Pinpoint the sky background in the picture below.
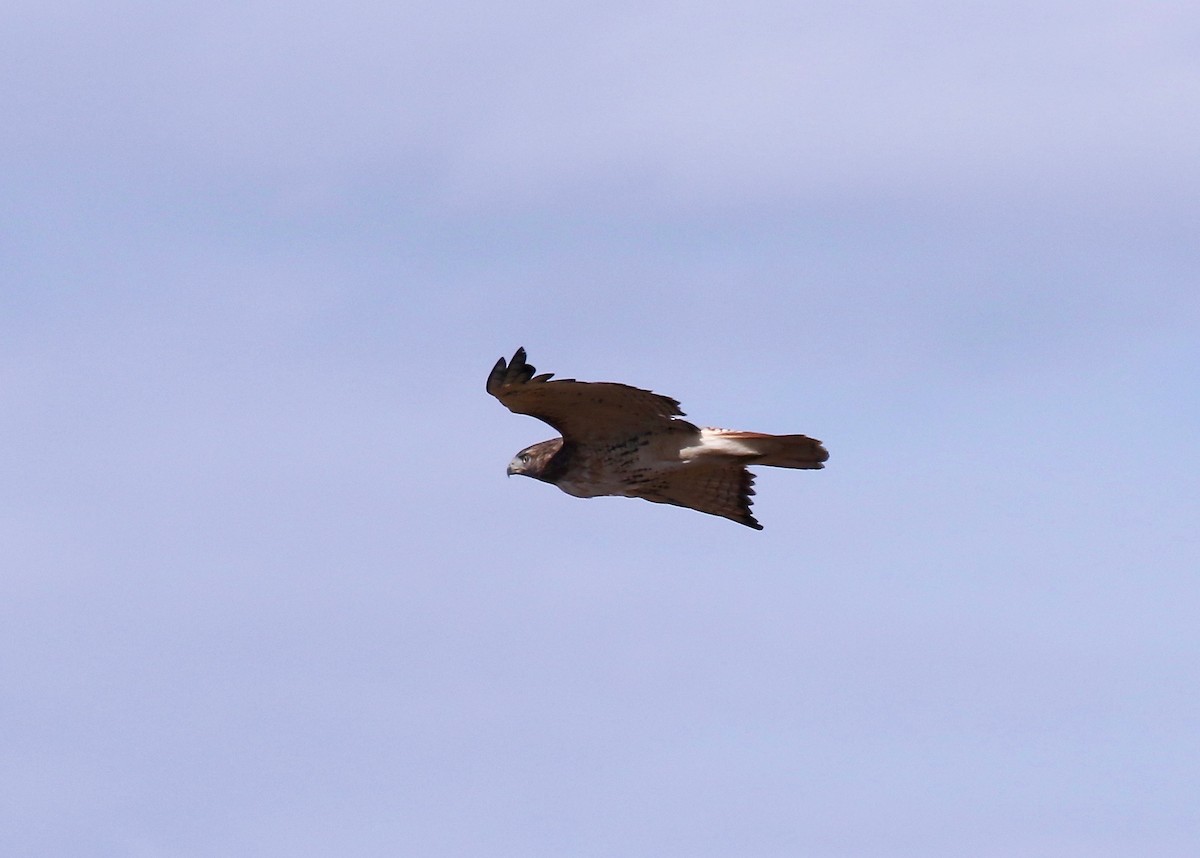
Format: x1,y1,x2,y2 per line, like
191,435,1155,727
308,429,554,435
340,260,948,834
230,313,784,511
3,2,1199,856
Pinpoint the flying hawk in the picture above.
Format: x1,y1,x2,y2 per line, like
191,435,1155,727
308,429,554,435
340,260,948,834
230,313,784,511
487,348,827,530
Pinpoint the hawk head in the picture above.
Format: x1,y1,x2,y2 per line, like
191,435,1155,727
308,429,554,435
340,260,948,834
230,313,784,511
507,438,564,481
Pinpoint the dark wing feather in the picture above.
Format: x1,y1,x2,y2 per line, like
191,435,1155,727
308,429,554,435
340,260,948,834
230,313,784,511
629,461,763,530
487,348,693,443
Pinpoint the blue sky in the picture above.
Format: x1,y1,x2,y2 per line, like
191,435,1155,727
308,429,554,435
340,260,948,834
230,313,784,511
4,2,1199,856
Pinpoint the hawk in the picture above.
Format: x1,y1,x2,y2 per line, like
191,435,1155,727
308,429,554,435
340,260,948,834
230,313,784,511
487,348,827,530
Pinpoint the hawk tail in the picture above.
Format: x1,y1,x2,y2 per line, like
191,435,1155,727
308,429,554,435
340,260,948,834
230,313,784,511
702,429,828,470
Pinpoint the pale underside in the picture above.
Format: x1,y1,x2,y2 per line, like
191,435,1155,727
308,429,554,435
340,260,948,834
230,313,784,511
554,427,771,498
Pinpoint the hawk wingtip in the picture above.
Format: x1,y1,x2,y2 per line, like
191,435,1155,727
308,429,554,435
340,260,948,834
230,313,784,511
493,346,528,371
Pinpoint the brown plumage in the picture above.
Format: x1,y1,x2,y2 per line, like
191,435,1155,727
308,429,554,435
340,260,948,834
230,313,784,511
487,348,827,530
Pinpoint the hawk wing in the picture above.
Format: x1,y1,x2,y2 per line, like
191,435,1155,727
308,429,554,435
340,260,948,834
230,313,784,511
629,460,763,530
487,348,696,443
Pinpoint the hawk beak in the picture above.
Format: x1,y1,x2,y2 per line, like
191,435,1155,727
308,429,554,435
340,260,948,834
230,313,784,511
506,464,516,477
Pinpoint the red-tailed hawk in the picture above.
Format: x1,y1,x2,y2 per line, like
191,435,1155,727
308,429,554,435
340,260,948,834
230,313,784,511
487,348,827,530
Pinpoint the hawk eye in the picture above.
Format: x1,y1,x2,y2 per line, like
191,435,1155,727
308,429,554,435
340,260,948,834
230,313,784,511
520,453,531,463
